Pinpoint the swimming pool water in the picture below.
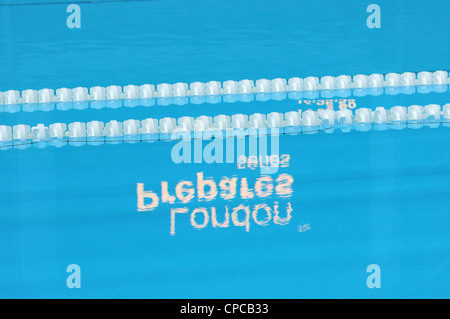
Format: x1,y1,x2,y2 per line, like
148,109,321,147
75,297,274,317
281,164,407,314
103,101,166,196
0,0,449,298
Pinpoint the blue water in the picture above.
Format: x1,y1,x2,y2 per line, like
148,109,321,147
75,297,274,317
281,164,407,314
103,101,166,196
0,0,449,298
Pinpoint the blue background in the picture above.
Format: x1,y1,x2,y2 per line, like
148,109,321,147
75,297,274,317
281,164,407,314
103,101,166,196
0,0,449,298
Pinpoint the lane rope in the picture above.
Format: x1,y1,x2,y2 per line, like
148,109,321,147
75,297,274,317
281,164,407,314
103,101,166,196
1,71,448,112
1,103,449,150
